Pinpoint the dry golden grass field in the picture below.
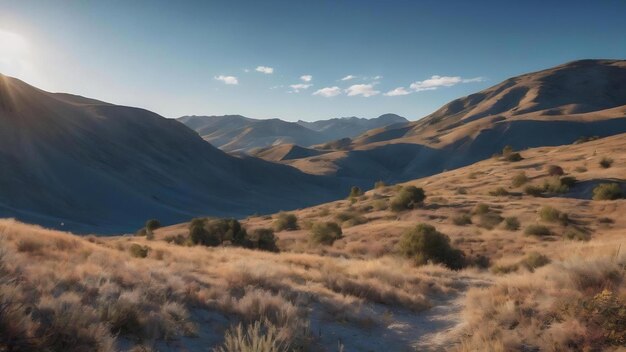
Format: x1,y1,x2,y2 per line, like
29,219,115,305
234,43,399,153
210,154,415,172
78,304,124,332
1,134,625,351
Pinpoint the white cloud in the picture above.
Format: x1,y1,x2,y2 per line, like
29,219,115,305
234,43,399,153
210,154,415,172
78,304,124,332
313,86,342,97
384,87,411,96
341,75,356,81
289,83,312,93
300,75,312,82
346,84,380,97
372,75,383,80
255,66,274,74
408,75,484,92
214,75,239,85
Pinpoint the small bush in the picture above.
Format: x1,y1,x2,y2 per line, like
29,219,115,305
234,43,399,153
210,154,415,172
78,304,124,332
390,186,426,212
129,244,150,258
189,218,249,247
478,213,504,229
374,180,386,189
505,152,523,162
575,166,588,173
348,186,363,199
539,206,569,225
309,222,342,245
511,172,529,187
599,157,614,169
334,211,367,227
560,176,577,188
542,176,570,194
547,165,564,176
564,228,590,241
491,263,519,274
249,228,279,252
472,203,490,215
504,217,520,231
488,187,509,197
456,187,468,195
524,224,552,237
145,219,161,231
372,199,388,211
520,252,550,272
164,234,188,245
273,212,298,231
398,224,465,269
135,228,148,237
452,214,472,226
524,185,544,197
593,183,623,200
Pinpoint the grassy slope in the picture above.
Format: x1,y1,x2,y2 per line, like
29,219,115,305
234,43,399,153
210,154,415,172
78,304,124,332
1,134,625,351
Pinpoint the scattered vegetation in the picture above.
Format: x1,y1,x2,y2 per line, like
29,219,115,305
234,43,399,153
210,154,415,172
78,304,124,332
524,224,552,237
599,157,614,168
472,203,490,215
452,214,472,226
519,252,550,272
348,186,363,199
274,212,299,231
334,211,367,227
488,187,509,197
511,172,529,187
547,164,564,176
214,320,289,352
129,243,150,258
592,183,623,200
503,217,520,231
564,227,590,241
398,224,465,270
374,180,386,189
390,186,426,212
309,222,343,245
538,205,569,225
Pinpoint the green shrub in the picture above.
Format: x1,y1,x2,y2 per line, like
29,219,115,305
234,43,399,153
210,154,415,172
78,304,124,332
249,228,279,252
524,224,552,237
511,172,529,187
309,222,342,245
273,212,298,231
477,213,504,229
505,152,523,162
488,187,509,197
452,214,472,226
129,244,150,258
502,145,514,157
145,219,161,231
599,157,614,169
374,180,386,189
560,176,577,188
520,252,550,272
189,218,249,247
491,263,519,274
472,203,490,215
564,228,590,241
542,176,571,194
539,206,569,225
164,234,188,245
547,165,564,176
334,211,367,227
390,186,426,212
135,227,148,237
504,217,520,231
348,186,363,199
398,224,465,269
524,185,544,197
592,183,623,200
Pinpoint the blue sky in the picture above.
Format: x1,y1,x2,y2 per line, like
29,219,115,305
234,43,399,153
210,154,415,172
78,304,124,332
1,0,625,121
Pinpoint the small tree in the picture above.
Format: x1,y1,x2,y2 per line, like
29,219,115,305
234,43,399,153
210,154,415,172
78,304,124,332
390,186,426,212
273,212,298,231
145,219,161,231
250,228,279,252
309,222,342,245
398,224,464,269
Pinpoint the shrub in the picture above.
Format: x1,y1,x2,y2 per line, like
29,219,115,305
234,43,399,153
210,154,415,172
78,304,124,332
520,252,550,272
273,212,298,231
575,166,587,173
539,206,569,225
599,157,614,169
488,187,509,196
374,180,386,189
390,186,426,212
524,185,544,197
505,152,523,162
348,186,363,199
398,224,464,269
214,320,288,352
564,228,590,241
504,217,520,231
129,244,150,258
145,219,161,231
547,165,564,176
334,211,367,227
135,228,148,237
164,234,188,245
511,172,529,187
456,187,468,195
309,222,342,245
452,214,472,226
189,218,249,247
524,224,552,236
542,176,570,194
250,228,279,252
593,183,623,200
502,145,514,157
472,203,490,215
372,199,388,211
477,213,504,230
560,176,577,188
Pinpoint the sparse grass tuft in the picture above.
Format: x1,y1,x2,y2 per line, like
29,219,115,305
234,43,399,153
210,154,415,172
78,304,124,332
524,224,552,237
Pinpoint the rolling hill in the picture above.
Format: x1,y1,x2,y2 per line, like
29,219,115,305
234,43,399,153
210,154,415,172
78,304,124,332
276,60,626,184
0,74,347,233
178,113,408,153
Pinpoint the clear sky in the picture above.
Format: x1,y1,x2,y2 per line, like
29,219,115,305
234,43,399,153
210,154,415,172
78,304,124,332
1,0,625,121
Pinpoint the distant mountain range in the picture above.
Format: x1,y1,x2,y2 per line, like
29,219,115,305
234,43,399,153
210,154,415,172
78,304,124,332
178,113,408,153
1,59,625,233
